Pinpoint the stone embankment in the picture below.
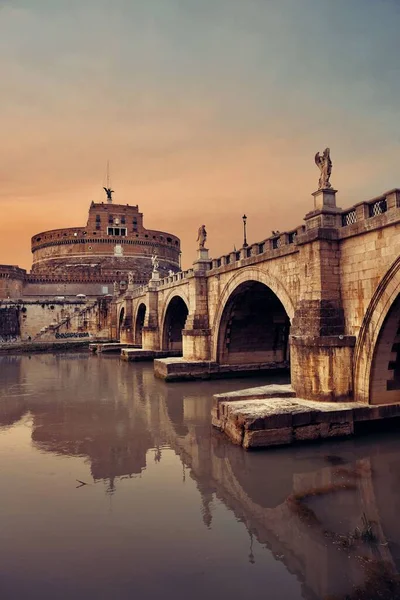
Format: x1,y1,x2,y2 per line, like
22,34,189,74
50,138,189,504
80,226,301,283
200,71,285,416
212,385,400,449
0,340,98,354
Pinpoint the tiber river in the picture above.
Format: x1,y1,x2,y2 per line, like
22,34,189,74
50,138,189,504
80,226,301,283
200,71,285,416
1,353,400,600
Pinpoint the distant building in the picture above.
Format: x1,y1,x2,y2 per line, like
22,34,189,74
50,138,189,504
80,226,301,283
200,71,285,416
1,198,181,298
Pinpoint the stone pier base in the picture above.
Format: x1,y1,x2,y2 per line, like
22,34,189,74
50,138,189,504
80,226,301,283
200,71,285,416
121,349,181,362
154,358,289,381
89,342,139,354
212,385,400,449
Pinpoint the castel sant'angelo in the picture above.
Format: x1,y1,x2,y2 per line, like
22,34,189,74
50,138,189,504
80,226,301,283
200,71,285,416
0,188,181,299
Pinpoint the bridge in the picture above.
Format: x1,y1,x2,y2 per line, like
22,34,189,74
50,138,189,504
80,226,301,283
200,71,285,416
113,184,400,406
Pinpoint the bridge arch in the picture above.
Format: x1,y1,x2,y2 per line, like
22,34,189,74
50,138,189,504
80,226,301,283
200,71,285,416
212,267,295,365
134,302,146,346
354,255,400,404
117,306,125,339
160,291,189,352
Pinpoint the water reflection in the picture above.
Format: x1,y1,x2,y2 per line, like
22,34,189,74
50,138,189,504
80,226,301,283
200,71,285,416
1,354,400,599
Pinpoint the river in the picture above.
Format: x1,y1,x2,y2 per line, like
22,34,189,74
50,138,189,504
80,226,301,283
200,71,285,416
0,353,399,600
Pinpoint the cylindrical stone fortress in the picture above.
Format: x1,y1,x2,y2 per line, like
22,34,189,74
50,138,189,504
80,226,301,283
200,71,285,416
29,201,181,293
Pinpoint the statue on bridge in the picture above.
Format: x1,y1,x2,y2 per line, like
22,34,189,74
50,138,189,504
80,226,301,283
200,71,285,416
197,225,207,249
151,252,159,272
128,271,134,285
314,148,332,190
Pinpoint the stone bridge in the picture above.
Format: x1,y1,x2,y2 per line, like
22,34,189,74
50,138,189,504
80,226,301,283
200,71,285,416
113,186,400,405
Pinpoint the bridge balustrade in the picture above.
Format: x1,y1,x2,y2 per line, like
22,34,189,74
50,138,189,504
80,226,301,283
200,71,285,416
342,209,357,227
340,191,400,228
369,197,387,217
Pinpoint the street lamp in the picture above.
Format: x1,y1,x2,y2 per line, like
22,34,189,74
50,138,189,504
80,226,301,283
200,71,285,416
242,214,248,248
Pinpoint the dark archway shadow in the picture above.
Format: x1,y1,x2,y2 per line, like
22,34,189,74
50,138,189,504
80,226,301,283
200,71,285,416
369,292,400,404
118,307,125,340
162,296,189,352
216,281,290,366
134,303,146,347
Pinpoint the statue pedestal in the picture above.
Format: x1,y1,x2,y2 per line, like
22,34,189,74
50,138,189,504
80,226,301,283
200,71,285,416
197,247,209,261
304,188,342,230
193,248,211,273
148,271,160,289
312,188,338,210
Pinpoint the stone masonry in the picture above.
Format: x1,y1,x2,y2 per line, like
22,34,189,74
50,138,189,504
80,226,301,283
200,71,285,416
114,185,400,406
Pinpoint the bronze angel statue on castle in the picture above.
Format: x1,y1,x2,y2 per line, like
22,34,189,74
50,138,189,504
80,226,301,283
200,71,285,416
314,148,332,190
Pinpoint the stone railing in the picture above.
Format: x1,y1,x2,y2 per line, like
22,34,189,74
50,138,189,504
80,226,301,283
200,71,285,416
128,267,196,298
341,189,400,228
157,268,194,287
122,188,400,292
209,226,305,271
130,284,148,298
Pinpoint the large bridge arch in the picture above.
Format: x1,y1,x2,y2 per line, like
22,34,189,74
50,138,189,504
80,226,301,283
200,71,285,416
354,255,400,404
211,267,295,365
160,291,190,352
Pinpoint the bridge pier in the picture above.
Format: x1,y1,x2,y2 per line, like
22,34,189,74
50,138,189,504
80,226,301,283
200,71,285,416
290,335,355,402
142,326,160,351
182,250,212,361
289,188,356,402
182,329,211,361
142,285,161,350
119,297,134,344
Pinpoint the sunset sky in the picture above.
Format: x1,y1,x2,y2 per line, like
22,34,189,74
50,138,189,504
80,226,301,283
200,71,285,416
1,0,400,270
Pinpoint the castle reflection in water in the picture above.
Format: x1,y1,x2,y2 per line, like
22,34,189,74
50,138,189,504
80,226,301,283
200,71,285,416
1,353,400,600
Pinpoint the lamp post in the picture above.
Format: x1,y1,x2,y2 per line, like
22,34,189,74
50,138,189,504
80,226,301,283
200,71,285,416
242,214,248,248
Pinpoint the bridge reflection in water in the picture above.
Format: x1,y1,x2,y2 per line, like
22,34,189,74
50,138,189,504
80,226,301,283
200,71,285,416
0,354,400,600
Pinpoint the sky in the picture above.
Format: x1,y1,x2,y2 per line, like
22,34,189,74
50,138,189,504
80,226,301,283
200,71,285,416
1,0,400,270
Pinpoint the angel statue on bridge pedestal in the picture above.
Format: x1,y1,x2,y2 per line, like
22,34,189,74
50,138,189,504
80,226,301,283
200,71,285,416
197,225,207,249
128,271,134,285
314,148,332,190
151,252,159,272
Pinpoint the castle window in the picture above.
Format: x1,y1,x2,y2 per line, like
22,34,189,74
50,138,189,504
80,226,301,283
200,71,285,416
167,237,172,243
121,216,126,224
108,227,127,236
108,215,113,224
96,215,101,222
